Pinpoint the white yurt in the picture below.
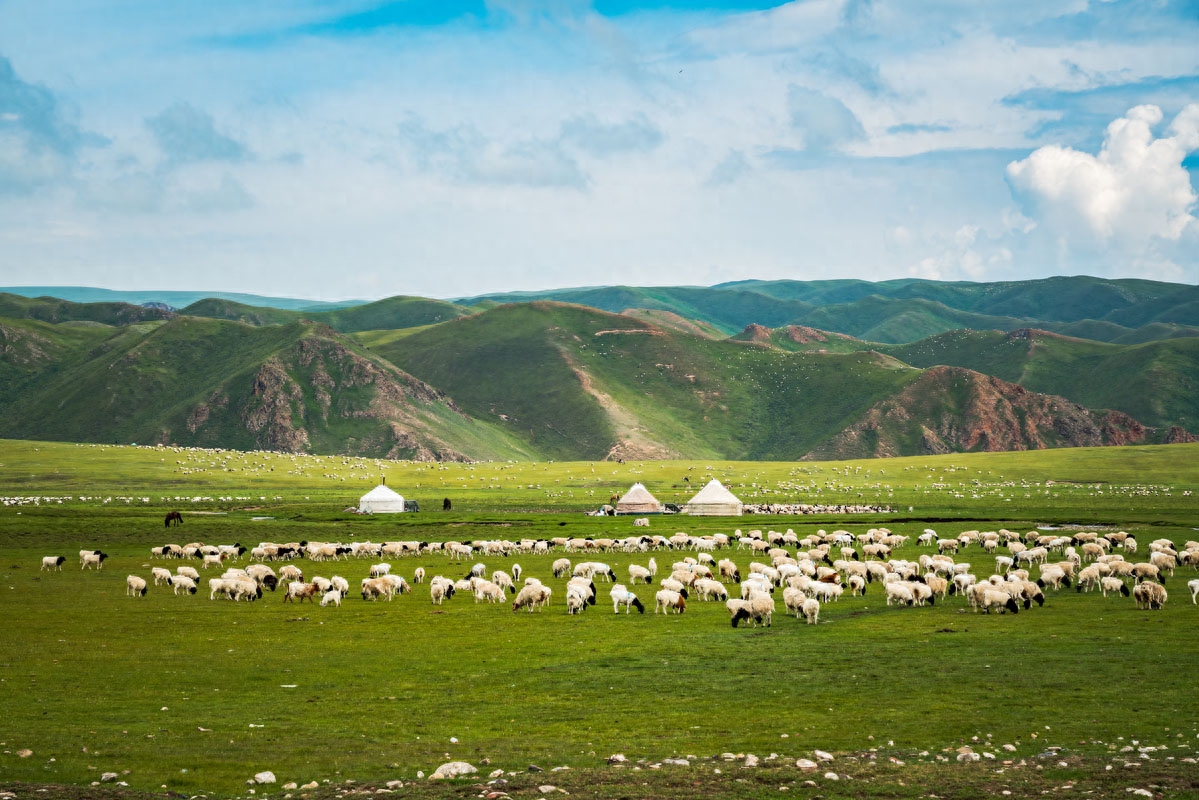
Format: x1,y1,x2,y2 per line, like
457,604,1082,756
358,482,405,514
683,479,743,516
615,482,664,514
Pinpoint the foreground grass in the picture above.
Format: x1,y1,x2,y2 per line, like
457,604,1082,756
1,440,1197,797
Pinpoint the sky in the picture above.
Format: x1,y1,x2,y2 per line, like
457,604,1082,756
0,0,1197,301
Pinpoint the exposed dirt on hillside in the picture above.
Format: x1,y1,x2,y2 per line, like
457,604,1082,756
804,365,1164,460
0,323,52,364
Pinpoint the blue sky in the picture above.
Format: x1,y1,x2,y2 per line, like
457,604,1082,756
0,0,1197,299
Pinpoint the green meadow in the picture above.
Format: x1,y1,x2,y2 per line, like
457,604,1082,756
1,439,1197,799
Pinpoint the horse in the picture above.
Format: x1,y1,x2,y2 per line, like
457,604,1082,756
164,511,183,527
443,497,452,511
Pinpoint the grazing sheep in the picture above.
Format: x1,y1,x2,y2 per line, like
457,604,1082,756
41,556,65,571
567,577,598,606
660,577,690,598
361,577,394,601
802,597,820,625
1131,563,1165,584
847,574,866,596
1101,577,1131,597
609,584,645,614
884,583,915,607
783,587,806,618
474,580,505,604
169,575,197,595
981,589,1021,614
552,558,572,578
726,594,772,627
718,559,741,583
126,575,148,597
565,588,586,614
693,578,729,601
633,518,649,527
80,551,108,570
1133,581,1167,610
151,566,173,586
628,564,653,584
320,589,343,607
1149,551,1177,576
655,589,687,614
311,576,332,594
512,583,550,612
369,563,391,578
279,565,303,584
284,581,318,603
380,574,410,596
511,563,522,583
202,553,224,569
411,566,426,584
430,576,456,605
330,575,349,594
1188,578,1199,604
1037,564,1071,590
176,565,200,583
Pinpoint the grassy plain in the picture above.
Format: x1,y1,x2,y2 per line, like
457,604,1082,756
0,439,1197,798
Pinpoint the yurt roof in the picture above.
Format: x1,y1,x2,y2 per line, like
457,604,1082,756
685,479,742,505
360,484,403,502
617,482,659,505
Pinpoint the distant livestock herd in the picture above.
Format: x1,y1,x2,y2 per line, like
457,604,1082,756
44,526,1199,625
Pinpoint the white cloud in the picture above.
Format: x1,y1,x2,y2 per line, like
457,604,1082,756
1006,104,1199,244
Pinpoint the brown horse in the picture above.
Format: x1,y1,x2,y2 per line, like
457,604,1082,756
442,497,452,511
164,511,183,527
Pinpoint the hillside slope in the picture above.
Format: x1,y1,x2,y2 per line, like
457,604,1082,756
804,366,1189,460
182,295,473,333
0,317,529,461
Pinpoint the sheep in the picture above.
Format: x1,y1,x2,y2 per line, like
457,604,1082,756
884,583,915,607
319,588,342,607
279,564,303,584
655,589,686,614
567,577,597,606
609,584,645,614
718,559,741,583
369,563,391,578
470,562,488,578
512,583,550,612
565,588,586,614
284,581,318,603
510,563,522,583
693,578,729,601
1101,577,1131,597
201,553,224,570
660,577,690,598
1149,551,1177,576
430,576,456,605
1133,581,1167,610
633,518,649,527
361,577,394,601
923,574,949,599
981,589,1021,614
309,575,332,594
552,558,572,578
80,551,108,570
847,574,866,596
150,566,172,586
41,556,65,571
412,566,426,584
1037,564,1071,590
802,597,820,625
330,575,349,595
628,564,653,584
474,580,505,604
126,575,148,597
169,575,197,595
491,570,515,594
783,586,806,618
176,565,201,583
726,594,772,627
1131,563,1164,584
1189,578,1199,605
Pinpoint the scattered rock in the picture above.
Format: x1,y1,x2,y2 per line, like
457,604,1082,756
824,771,840,781
490,769,505,778
1128,790,1153,797
385,780,403,789
430,761,477,780
721,752,738,761
744,755,760,768
528,764,543,773
100,772,118,782
796,758,818,771
662,758,690,767
301,781,319,790
251,771,276,785
814,750,834,762
1003,744,1017,752
983,752,996,760
16,750,32,758
607,754,627,765
537,785,557,793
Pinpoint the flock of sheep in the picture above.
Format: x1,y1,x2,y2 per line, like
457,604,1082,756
44,525,1199,625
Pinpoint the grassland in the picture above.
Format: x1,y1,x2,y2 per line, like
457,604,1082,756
1,440,1198,799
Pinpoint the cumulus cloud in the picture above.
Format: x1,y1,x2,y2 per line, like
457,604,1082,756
0,55,102,194
786,84,864,152
558,112,663,156
145,102,249,164
1006,104,1199,244
399,115,588,189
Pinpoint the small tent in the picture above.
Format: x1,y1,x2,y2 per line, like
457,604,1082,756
683,479,743,516
359,483,405,514
615,482,663,514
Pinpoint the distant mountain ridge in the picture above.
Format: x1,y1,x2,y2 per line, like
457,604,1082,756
1,277,1196,461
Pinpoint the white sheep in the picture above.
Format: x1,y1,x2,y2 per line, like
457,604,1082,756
609,584,645,614
512,583,550,612
369,563,391,578
726,594,772,627
474,580,505,604
177,565,200,582
429,576,456,605
552,558,572,578
783,586,806,618
655,589,686,614
361,577,394,601
151,566,173,586
41,556,65,571
981,589,1021,614
330,575,349,594
1101,577,1131,597
202,553,224,570
884,583,914,607
412,566,426,584
80,551,109,570
169,575,197,595
1189,578,1199,605
126,575,148,597
802,597,820,625
693,578,729,601
320,589,343,607
511,563,522,583
1133,581,1167,610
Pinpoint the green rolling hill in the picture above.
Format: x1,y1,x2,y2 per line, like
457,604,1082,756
182,295,473,333
0,315,529,461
